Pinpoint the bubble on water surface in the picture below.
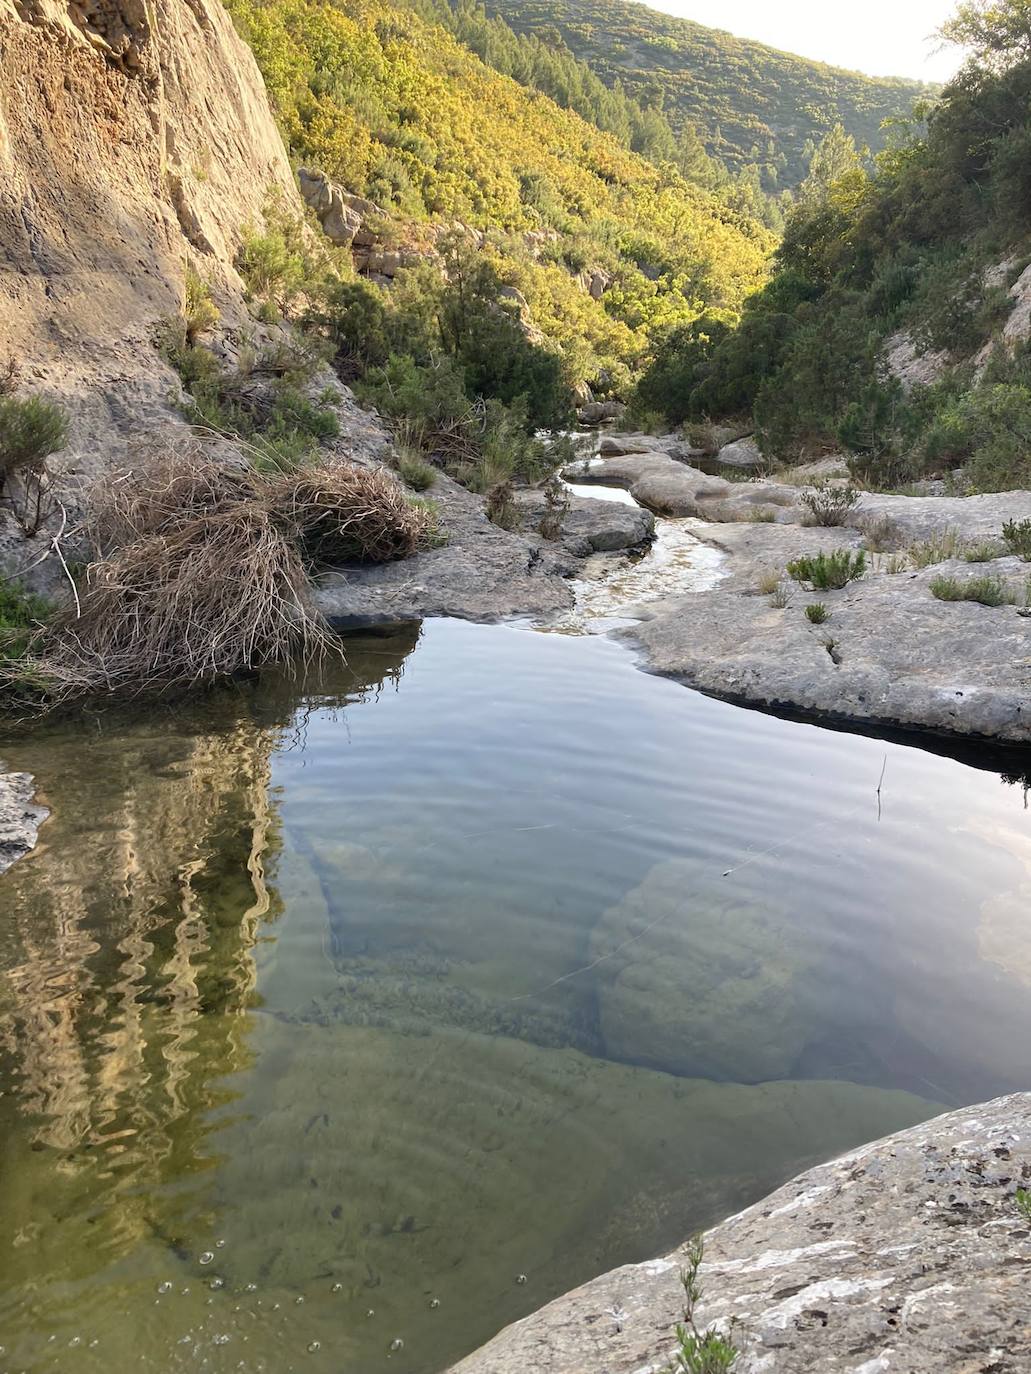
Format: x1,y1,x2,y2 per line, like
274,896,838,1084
209,1277,225,1290
199,1252,214,1266
245,1283,258,1293
213,1335,231,1346
390,1338,404,1352
294,1295,304,1305
515,1274,527,1285
331,1283,343,1293
429,1298,440,1309
216,1239,226,1248
157,1282,173,1294
307,1341,321,1353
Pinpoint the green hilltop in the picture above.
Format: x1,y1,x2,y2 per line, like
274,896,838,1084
483,0,935,188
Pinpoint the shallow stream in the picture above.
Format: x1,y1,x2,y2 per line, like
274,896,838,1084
2,499,1031,1373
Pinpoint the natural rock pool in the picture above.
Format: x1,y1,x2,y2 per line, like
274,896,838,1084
3,605,1031,1372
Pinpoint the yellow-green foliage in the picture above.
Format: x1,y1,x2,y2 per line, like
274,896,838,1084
225,0,773,373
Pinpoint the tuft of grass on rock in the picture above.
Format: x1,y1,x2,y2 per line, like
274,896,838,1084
805,602,829,624
395,450,438,492
908,527,963,568
964,540,1004,563
930,573,1012,606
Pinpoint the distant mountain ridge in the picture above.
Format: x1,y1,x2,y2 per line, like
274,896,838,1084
484,0,936,188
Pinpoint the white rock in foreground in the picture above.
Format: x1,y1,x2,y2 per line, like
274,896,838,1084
449,1093,1031,1374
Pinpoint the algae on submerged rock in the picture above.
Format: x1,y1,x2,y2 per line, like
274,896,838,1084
591,859,824,1082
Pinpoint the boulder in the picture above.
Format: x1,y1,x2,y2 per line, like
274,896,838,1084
514,489,654,557
588,269,611,301
716,434,764,469
591,860,823,1081
297,167,363,246
577,400,625,425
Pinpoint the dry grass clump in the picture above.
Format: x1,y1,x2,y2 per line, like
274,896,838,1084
267,466,427,565
7,449,430,704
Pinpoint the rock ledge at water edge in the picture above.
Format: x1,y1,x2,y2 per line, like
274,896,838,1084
448,1092,1031,1374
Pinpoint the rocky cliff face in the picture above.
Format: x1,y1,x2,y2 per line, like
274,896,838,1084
0,0,298,470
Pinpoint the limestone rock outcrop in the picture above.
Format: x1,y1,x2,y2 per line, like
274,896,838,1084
449,1092,1031,1374
0,0,301,481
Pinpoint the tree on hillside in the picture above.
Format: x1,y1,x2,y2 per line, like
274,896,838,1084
940,0,1031,72
798,124,864,207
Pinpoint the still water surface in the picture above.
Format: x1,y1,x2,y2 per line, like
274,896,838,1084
2,614,1031,1372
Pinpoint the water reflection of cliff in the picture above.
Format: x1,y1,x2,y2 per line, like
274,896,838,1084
0,626,421,1267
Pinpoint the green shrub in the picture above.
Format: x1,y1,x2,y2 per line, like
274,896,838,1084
930,573,1012,606
799,481,861,527
787,549,866,590
1002,518,1031,560
184,268,220,343
396,452,438,491
670,1236,740,1374
0,394,68,482
0,578,50,661
805,602,829,623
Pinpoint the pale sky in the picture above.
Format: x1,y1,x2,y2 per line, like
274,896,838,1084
646,1,965,82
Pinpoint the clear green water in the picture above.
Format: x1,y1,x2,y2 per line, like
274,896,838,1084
2,618,1031,1373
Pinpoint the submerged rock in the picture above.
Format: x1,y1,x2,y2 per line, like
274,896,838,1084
448,1092,1031,1374
591,861,822,1082
0,770,47,874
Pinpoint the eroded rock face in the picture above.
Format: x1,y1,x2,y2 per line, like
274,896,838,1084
0,0,300,484
0,770,47,873
449,1092,1031,1374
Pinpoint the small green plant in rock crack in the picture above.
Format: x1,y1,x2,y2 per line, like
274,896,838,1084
787,549,866,591
1016,1187,1031,1223
805,602,829,624
667,1235,739,1374
769,581,791,608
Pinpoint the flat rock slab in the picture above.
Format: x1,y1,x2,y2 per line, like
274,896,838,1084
0,770,47,874
315,475,574,624
624,545,1031,742
449,1092,1031,1374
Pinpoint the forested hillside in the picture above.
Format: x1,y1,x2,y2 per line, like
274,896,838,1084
634,1,1031,494
484,0,934,190
225,0,773,412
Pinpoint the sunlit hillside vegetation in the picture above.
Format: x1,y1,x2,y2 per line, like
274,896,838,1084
636,1,1031,493
225,0,774,393
484,0,934,190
